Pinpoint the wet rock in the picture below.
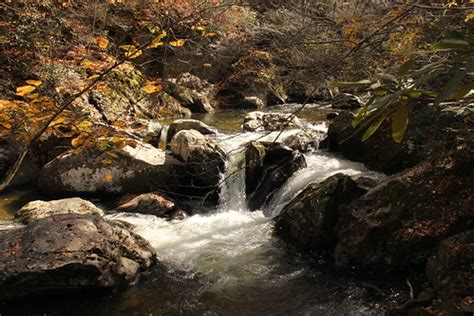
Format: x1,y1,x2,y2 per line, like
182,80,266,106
113,192,176,217
330,93,361,110
274,174,367,251
282,129,324,152
166,119,217,144
38,137,182,196
170,130,226,203
0,214,156,301
242,111,301,132
0,138,40,188
245,141,306,211
335,154,474,267
215,50,287,109
15,197,104,224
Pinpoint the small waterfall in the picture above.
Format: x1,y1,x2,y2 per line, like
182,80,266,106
158,125,169,149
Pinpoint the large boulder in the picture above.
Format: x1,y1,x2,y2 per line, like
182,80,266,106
424,230,474,314
274,174,367,251
426,230,474,296
326,103,466,174
170,130,226,204
166,119,217,144
15,197,104,224
215,50,287,109
38,137,182,196
0,214,156,301
246,141,306,211
335,153,474,267
242,111,301,132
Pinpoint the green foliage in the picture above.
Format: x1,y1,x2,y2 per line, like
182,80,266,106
332,30,474,143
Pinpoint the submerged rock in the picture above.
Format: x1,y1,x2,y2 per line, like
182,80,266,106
166,119,217,144
15,197,104,224
242,111,301,132
274,174,367,251
38,137,182,196
245,141,306,211
0,214,156,301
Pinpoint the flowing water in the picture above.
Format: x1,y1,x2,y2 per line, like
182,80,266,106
0,108,410,315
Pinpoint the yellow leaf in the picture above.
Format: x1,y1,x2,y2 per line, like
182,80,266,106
101,159,113,165
148,31,167,48
125,50,142,59
16,85,36,97
142,81,163,94
103,174,113,183
106,151,119,159
202,63,212,68
465,12,474,22
55,86,65,93
71,133,88,148
25,93,40,99
26,80,42,87
95,36,109,49
192,25,206,31
169,39,186,47
78,120,94,132
204,32,217,37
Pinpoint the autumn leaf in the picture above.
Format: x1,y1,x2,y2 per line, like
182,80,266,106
71,133,88,148
119,45,142,58
142,81,163,94
16,85,36,97
202,63,212,68
169,39,186,47
103,174,113,183
148,31,167,48
25,80,42,87
101,159,113,165
95,36,109,49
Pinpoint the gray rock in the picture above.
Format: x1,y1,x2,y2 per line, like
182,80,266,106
274,174,367,251
246,141,306,211
282,130,324,152
15,197,104,224
242,111,301,132
170,130,226,204
166,119,217,145
0,214,156,301
38,138,182,196
165,75,214,113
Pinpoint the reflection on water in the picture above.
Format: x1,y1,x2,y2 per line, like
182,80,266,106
161,104,334,132
0,187,43,220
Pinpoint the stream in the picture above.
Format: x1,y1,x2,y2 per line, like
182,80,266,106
0,106,410,315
